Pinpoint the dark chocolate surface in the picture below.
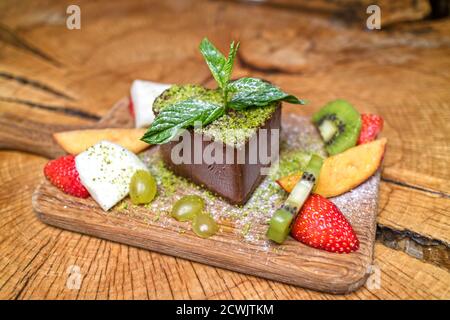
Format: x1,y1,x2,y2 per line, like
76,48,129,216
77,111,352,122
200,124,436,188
160,105,281,204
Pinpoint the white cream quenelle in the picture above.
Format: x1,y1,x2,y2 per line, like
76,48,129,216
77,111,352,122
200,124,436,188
130,80,171,128
75,140,149,211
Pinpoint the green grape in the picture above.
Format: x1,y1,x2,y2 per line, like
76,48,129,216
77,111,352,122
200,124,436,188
192,213,218,238
171,195,205,222
129,170,157,205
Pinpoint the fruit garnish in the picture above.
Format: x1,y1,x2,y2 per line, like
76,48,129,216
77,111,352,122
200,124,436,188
266,209,293,244
130,80,171,128
291,194,359,254
44,155,89,198
312,100,361,155
275,172,302,194
267,154,323,244
315,138,386,197
192,213,218,238
171,195,205,222
276,138,387,198
53,128,149,155
75,140,149,211
357,114,384,145
129,170,157,205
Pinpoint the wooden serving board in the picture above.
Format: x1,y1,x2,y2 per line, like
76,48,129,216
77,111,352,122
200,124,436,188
27,99,379,294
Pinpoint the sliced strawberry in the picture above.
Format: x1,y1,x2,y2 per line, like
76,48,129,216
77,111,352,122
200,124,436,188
357,114,383,145
129,97,135,118
44,155,89,198
291,194,359,254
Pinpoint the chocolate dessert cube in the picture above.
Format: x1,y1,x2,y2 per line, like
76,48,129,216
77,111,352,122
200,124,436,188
154,85,281,205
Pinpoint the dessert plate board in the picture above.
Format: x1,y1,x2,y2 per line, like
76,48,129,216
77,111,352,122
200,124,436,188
28,98,379,294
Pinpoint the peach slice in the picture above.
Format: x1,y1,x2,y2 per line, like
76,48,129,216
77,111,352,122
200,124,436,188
276,172,302,193
276,138,387,197
53,128,149,155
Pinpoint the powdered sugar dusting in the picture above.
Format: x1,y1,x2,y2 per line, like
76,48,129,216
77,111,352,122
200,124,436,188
330,172,380,226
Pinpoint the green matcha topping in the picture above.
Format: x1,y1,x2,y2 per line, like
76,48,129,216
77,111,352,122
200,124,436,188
153,84,278,145
198,103,278,146
153,85,223,114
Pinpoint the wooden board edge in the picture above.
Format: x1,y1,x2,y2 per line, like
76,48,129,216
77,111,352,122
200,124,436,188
31,181,373,295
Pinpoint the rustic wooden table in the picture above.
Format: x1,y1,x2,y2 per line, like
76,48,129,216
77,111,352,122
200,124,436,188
0,0,449,299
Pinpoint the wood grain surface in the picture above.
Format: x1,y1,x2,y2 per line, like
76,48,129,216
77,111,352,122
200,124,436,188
0,0,449,299
0,98,130,158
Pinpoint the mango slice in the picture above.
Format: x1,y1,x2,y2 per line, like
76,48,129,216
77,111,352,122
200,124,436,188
276,138,387,197
54,128,149,155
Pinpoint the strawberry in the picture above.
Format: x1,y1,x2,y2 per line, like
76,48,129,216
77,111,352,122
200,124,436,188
291,194,359,254
129,97,135,118
357,114,383,145
44,155,90,198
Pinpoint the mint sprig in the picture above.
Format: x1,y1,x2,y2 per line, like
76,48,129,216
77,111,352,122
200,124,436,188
142,38,305,145
199,38,239,108
142,99,224,144
228,77,305,110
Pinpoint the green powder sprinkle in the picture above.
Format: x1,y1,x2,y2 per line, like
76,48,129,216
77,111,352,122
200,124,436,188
153,84,278,146
198,104,278,146
153,211,161,222
273,150,311,179
242,222,251,236
117,201,129,211
153,85,223,113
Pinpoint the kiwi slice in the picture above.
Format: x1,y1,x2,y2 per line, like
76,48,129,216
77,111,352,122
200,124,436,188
267,154,324,244
312,100,361,155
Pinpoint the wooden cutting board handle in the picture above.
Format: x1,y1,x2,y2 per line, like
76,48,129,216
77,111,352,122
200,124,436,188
0,97,132,159
0,112,81,158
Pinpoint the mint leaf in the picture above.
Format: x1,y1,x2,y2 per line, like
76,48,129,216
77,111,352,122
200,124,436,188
199,38,239,90
227,77,305,110
199,38,227,89
223,41,239,86
141,99,225,144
